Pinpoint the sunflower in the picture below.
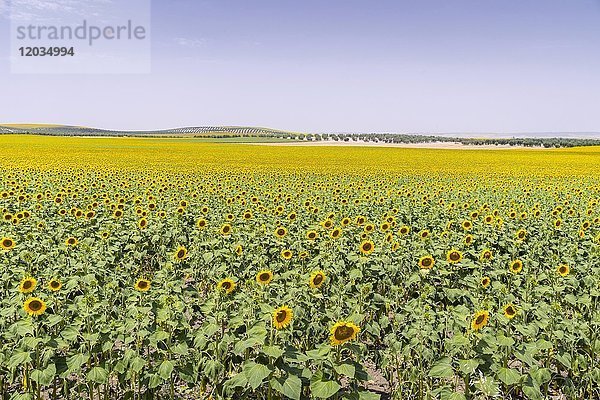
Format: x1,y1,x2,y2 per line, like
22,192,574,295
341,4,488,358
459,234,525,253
330,228,342,239
464,234,474,246
1,237,15,250
219,223,232,236
134,278,151,292
419,229,430,240
138,218,148,229
398,225,410,236
274,226,287,239
481,276,491,288
557,264,570,277
330,321,360,346
24,297,47,316
509,259,523,274
503,304,517,320
65,236,78,246
359,240,375,255
235,244,243,255
480,249,493,261
19,277,37,293
418,255,435,269
272,306,293,330
217,278,236,294
256,270,274,285
196,218,207,229
306,230,318,240
462,220,472,231
174,246,188,261
446,249,463,264
48,279,62,292
554,218,563,228
471,310,489,331
515,229,527,241
309,271,326,288
281,249,293,260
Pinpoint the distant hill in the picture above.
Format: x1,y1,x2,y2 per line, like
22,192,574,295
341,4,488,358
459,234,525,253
1,124,600,148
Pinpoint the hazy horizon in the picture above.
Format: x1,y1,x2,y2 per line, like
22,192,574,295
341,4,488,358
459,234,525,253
2,0,600,133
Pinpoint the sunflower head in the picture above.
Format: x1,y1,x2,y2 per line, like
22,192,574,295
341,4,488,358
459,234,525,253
330,228,342,239
471,310,489,331
65,236,78,246
138,218,148,229
24,297,47,316
309,271,326,288
399,225,410,236
272,306,293,330
359,240,375,255
516,229,527,240
48,279,62,292
1,236,15,250
481,276,491,288
281,249,293,260
557,264,570,277
480,249,493,261
256,270,274,285
330,321,360,346
217,278,236,294
219,223,232,236
446,249,463,264
235,244,243,256
418,255,435,270
509,259,523,274
306,230,318,240
503,304,517,320
134,278,151,292
274,226,287,239
174,246,188,261
19,277,37,293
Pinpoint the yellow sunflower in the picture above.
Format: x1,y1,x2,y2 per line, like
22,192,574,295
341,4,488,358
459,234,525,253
48,279,62,292
446,249,463,264
359,240,375,255
65,236,78,246
398,225,410,236
306,230,318,240
309,271,326,288
217,278,236,294
281,249,293,260
471,310,489,331
480,249,493,261
418,255,435,270
24,297,47,316
1,236,15,250
134,278,151,292
330,228,342,239
235,244,243,256
256,270,274,285
515,229,527,241
481,276,491,288
503,304,517,320
219,223,233,236
272,306,293,330
509,259,523,274
330,321,360,346
174,246,188,261
138,218,148,229
274,226,287,239
557,264,569,277
19,277,37,293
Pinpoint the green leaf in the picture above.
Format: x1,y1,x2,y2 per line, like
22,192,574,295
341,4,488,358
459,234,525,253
86,367,109,384
262,345,285,359
429,358,454,378
243,362,271,390
458,359,480,375
8,351,31,369
66,353,89,374
345,390,381,400
270,374,302,400
30,364,56,386
334,362,356,378
497,367,521,386
310,371,341,399
158,360,174,380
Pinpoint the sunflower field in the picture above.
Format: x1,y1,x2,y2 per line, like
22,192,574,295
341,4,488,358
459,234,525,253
1,135,600,400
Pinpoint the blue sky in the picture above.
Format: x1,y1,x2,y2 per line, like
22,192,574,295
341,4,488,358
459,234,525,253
1,0,600,133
